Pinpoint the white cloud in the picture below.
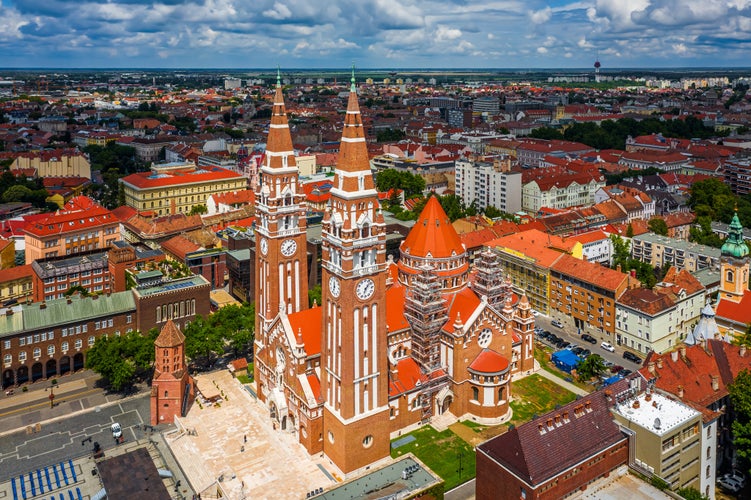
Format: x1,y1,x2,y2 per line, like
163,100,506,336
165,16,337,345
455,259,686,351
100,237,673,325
435,25,462,42
529,7,552,24
263,2,292,20
537,46,548,54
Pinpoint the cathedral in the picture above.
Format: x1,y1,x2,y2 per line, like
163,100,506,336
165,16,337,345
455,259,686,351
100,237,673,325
253,71,535,477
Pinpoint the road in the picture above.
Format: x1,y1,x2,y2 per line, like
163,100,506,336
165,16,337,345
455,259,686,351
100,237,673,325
534,314,644,372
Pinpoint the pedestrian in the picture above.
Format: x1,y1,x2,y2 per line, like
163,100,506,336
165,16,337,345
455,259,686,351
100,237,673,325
243,434,247,443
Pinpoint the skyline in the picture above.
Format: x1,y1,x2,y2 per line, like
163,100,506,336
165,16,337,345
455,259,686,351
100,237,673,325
1,0,750,69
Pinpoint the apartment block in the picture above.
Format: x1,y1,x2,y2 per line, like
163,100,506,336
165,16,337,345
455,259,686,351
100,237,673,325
455,157,521,213
630,233,721,273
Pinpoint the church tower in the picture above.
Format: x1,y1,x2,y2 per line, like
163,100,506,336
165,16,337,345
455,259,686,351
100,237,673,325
254,70,309,335
320,68,390,475
719,211,749,303
150,320,193,425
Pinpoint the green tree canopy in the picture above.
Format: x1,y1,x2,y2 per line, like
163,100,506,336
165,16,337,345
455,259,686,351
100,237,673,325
648,217,668,236
85,329,158,391
375,169,425,197
576,354,607,382
728,369,751,476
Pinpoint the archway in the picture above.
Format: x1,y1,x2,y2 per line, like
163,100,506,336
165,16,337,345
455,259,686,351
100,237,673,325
73,353,84,371
287,412,295,430
441,396,453,415
16,366,29,385
45,359,57,378
31,363,43,382
281,415,287,431
59,356,71,376
2,369,14,389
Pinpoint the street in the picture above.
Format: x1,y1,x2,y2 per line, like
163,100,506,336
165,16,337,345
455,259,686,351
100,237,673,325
534,314,644,372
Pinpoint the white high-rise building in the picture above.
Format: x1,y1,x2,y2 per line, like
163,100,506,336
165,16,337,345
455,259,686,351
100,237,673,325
455,157,521,214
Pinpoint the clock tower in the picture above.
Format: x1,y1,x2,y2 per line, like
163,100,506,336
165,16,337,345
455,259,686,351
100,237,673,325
254,71,309,402
320,68,390,475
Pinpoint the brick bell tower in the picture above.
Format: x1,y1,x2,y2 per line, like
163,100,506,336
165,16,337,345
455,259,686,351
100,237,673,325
150,320,193,425
254,70,309,402
319,67,390,475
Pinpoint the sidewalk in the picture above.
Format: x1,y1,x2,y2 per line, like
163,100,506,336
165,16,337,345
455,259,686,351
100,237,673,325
534,364,590,397
0,370,148,437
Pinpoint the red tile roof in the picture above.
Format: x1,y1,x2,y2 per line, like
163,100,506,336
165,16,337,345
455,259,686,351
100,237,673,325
385,282,410,332
389,357,427,397
0,263,33,282
552,254,630,291
400,196,464,259
468,349,509,374
120,166,244,189
24,196,116,237
715,289,751,327
287,305,322,356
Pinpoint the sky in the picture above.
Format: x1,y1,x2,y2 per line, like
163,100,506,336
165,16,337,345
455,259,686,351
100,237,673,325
0,0,750,69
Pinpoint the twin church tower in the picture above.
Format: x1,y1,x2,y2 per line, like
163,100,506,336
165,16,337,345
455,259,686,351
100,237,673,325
253,70,535,476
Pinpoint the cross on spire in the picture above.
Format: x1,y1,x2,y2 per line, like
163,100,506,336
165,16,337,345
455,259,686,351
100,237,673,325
350,62,356,93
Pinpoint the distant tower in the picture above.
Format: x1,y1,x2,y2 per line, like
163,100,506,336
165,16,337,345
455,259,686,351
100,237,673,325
150,320,193,425
594,57,602,83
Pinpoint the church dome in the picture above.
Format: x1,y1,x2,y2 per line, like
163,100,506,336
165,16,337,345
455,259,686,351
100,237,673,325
721,212,749,259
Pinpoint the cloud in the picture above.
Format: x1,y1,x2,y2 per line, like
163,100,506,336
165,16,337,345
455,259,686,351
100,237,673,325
263,2,292,20
529,6,552,24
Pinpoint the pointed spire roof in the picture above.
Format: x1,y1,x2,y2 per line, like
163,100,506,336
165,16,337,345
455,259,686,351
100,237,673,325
154,320,185,348
685,302,720,346
401,196,465,259
264,69,296,170
721,211,749,259
332,67,375,192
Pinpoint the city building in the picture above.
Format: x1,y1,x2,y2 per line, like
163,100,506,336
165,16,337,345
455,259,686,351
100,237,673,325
486,229,581,315
610,389,702,493
150,320,194,426
119,162,247,216
253,73,535,478
515,140,594,168
31,251,112,302
0,292,137,387
521,164,605,214
10,149,92,179
454,156,522,213
723,159,751,196
549,254,634,340
714,212,751,339
131,274,211,334
23,196,120,263
568,229,613,266
476,380,631,500
0,264,33,307
615,268,705,355
640,341,751,499
630,233,721,273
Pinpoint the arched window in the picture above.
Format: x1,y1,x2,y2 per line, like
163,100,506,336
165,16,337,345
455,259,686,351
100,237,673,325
33,347,41,358
727,269,734,283
156,306,161,323
472,386,479,401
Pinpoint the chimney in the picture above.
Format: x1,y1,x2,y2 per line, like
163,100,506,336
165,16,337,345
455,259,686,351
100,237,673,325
40,302,46,310
5,309,13,316
679,345,686,358
671,350,679,362
92,294,99,300
585,400,592,412
563,411,569,422
656,357,663,369
546,418,553,429
741,345,747,357
648,361,656,375
538,423,545,434
616,264,622,273
711,375,719,392
677,385,684,398
66,297,72,304
554,414,561,425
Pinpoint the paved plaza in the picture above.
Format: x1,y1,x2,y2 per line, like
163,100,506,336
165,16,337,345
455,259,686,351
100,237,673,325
167,370,339,499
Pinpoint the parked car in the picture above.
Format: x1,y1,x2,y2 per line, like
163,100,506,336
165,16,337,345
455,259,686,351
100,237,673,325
572,346,585,356
720,471,746,489
600,341,615,352
610,365,623,374
111,423,122,439
579,349,591,358
531,309,540,317
717,476,743,493
602,359,614,369
623,351,643,364
619,369,633,377
551,319,564,328
581,334,597,344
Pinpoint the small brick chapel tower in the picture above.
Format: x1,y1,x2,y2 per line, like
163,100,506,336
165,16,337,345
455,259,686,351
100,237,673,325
150,320,193,425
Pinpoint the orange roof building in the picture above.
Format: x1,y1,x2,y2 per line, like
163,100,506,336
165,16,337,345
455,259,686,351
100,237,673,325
120,163,247,217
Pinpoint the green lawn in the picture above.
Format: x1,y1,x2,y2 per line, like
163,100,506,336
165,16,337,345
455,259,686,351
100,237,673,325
391,426,475,490
510,373,577,426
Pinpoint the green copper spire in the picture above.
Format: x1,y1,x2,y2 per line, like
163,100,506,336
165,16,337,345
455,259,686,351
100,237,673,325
276,66,281,88
350,63,356,93
721,211,749,259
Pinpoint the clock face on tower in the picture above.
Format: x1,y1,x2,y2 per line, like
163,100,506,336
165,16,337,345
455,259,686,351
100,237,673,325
280,239,297,257
329,276,341,298
356,278,375,300
260,238,268,256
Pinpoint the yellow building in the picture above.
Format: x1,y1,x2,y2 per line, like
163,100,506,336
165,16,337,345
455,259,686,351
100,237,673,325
119,163,248,216
10,149,92,179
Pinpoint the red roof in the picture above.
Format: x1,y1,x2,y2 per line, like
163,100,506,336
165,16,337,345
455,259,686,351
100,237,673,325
715,290,751,326
400,196,464,259
385,282,410,332
0,263,33,282
24,196,116,237
120,166,244,189
389,357,427,397
307,373,321,402
469,349,509,374
286,305,322,356
443,287,481,333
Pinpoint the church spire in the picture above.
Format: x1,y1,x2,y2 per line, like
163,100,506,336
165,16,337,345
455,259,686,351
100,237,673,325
264,68,296,172
721,210,749,259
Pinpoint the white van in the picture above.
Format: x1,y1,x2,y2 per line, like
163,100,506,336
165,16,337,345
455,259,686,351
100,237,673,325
111,423,122,439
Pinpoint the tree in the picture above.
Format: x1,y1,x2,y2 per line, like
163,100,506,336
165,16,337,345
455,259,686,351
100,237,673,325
1,185,33,203
184,315,224,367
188,204,207,215
689,216,724,248
529,127,563,140
85,330,156,392
576,354,607,382
610,234,631,269
676,487,708,500
728,369,751,477
308,285,322,308
648,217,668,236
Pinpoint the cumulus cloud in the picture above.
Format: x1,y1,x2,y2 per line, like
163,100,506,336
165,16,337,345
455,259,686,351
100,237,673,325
263,2,292,20
529,6,552,24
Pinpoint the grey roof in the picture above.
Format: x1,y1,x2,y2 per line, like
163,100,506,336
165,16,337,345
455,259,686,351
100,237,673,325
131,274,210,298
691,267,721,288
632,233,721,258
227,248,251,261
0,292,136,337
31,251,108,278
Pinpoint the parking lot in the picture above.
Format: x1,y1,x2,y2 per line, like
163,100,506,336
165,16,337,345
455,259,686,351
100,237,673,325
533,314,644,380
